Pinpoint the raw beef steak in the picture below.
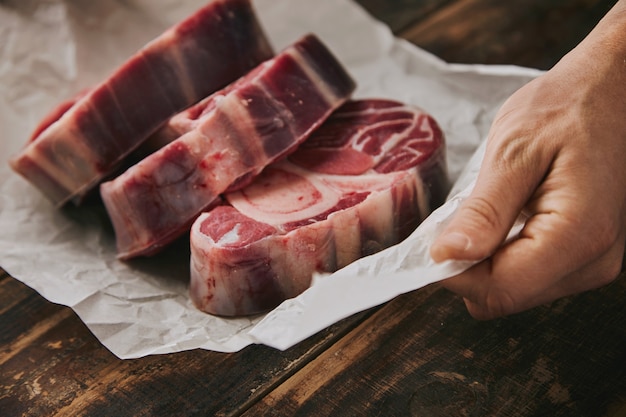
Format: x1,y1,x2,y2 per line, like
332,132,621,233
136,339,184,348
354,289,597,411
100,34,356,260
9,0,272,206
189,99,449,316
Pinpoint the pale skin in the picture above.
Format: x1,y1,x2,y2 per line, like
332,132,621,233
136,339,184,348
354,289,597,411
430,0,626,320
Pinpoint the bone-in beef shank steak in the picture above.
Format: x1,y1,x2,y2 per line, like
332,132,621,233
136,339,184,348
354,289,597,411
190,99,449,316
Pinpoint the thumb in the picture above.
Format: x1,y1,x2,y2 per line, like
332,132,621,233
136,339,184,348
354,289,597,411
431,142,547,262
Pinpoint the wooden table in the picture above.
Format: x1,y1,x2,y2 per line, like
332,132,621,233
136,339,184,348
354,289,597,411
2,1,625,416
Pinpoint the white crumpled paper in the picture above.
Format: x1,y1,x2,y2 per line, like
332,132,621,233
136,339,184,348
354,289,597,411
0,0,541,358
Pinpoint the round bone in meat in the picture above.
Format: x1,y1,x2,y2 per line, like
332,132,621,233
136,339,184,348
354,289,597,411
189,99,450,316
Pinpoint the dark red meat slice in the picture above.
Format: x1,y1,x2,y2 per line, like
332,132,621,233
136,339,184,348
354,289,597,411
9,0,273,206
100,34,356,260
189,99,449,316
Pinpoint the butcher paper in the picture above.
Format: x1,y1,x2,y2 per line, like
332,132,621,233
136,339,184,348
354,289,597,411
0,0,541,358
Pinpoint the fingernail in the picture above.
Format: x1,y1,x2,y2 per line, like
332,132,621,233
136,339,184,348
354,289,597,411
436,232,471,252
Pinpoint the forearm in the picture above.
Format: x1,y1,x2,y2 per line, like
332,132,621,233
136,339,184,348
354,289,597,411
581,0,626,47
542,0,626,138
565,0,626,73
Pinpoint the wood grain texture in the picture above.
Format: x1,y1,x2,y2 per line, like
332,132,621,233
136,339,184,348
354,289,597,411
394,0,618,69
356,0,456,33
0,273,376,417
245,274,626,417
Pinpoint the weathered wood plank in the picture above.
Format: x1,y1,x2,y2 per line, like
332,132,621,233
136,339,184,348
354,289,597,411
398,0,618,69
0,276,377,417
355,0,456,33
245,272,626,416
0,269,32,316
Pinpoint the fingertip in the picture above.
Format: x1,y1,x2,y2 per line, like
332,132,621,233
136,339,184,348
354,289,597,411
431,231,472,262
463,298,498,320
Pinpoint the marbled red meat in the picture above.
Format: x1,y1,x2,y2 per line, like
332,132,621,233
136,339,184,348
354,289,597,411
100,34,356,259
189,99,449,316
9,0,272,206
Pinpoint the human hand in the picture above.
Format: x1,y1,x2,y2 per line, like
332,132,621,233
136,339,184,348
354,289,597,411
430,11,626,319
